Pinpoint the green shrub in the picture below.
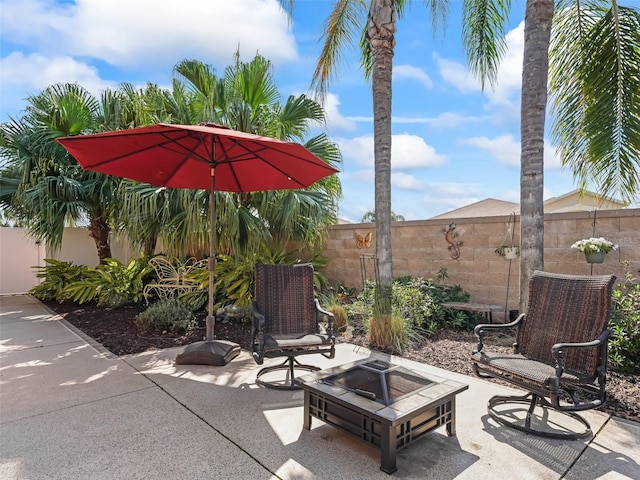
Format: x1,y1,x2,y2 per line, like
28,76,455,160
395,276,472,330
182,250,331,311
334,283,357,303
609,266,640,373
343,281,376,333
368,314,417,354
344,277,471,336
326,304,348,332
391,279,435,329
217,304,253,325
136,298,197,333
232,305,254,325
63,257,151,308
29,259,89,302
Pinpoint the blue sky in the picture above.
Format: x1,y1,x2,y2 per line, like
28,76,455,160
0,0,607,221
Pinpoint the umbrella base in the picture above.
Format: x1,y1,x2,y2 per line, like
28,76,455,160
175,340,241,366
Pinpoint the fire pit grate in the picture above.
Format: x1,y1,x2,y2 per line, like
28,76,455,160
322,359,434,405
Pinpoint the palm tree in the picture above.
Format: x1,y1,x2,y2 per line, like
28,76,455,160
518,0,554,312
0,84,133,262
361,210,405,222
280,0,447,315
118,56,342,258
463,0,639,310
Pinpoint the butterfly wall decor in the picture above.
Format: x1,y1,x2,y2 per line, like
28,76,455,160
356,232,372,248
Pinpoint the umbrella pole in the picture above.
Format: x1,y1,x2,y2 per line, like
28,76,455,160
206,168,216,342
174,164,240,366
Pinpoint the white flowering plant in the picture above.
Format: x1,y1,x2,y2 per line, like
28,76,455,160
571,237,618,254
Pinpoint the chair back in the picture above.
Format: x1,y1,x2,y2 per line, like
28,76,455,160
518,271,616,375
254,263,317,336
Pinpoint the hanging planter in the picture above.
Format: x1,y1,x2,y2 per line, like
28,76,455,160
571,237,617,264
584,251,606,264
494,245,520,260
495,212,519,261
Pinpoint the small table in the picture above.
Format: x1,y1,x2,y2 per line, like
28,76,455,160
296,359,468,474
441,302,505,324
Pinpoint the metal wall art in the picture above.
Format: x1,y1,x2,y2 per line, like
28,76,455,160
442,223,462,259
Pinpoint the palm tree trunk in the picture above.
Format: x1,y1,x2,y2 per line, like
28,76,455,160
88,215,112,264
519,0,554,312
367,0,395,316
143,237,157,257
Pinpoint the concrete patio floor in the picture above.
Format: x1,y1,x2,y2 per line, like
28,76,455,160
1,294,639,479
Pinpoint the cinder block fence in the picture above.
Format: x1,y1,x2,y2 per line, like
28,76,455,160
322,208,639,318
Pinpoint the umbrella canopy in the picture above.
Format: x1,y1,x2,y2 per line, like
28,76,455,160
57,123,339,366
57,123,338,192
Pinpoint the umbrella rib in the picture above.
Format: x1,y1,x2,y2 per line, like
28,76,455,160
240,140,333,188
74,130,212,170
213,137,243,190
216,139,331,189
156,131,215,186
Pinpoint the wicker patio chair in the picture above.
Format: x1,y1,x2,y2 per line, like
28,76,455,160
471,271,616,439
252,263,335,390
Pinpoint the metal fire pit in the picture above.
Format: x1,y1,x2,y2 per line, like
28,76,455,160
296,358,468,474
321,359,435,406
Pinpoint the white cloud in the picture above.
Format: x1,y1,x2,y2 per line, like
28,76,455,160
1,52,115,92
500,189,520,203
336,137,374,168
433,53,480,93
434,21,525,108
463,134,521,167
488,22,525,105
419,183,484,217
1,0,296,68
0,52,118,117
321,92,357,132
428,112,488,128
342,168,374,184
346,111,488,128
392,134,446,168
544,143,562,169
337,134,446,169
392,172,422,190
463,133,563,170
394,65,433,89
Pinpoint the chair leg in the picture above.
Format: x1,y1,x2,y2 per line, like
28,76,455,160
487,392,592,440
256,357,320,390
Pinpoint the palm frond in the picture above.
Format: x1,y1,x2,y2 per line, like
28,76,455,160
423,0,450,34
462,0,511,90
550,2,640,202
311,0,368,101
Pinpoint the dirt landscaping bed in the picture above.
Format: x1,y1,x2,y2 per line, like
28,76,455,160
44,299,639,423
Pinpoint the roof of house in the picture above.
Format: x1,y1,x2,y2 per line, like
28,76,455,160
430,198,519,219
430,190,627,219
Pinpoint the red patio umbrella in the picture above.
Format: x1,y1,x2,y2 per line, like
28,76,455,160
57,123,339,366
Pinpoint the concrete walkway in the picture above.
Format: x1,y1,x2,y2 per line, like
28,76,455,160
1,294,639,479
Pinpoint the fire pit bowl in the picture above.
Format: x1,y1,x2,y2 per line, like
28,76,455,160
322,360,435,405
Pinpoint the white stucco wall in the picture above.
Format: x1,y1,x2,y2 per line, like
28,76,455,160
0,227,135,295
0,228,46,294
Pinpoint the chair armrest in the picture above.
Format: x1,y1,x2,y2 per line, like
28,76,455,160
474,313,524,352
551,329,611,376
252,302,265,331
315,299,335,338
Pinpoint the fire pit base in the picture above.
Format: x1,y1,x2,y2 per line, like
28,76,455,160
296,359,468,474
